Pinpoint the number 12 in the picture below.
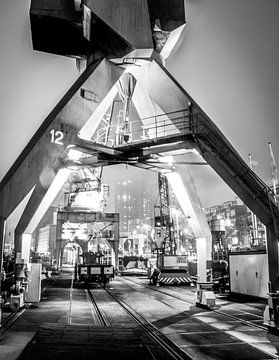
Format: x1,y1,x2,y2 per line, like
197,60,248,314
50,129,64,145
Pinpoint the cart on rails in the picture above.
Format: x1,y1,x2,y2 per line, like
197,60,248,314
75,264,114,287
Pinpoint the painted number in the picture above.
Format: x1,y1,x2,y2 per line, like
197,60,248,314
50,129,64,145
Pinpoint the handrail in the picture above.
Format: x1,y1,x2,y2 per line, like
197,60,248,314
103,109,192,145
140,108,189,122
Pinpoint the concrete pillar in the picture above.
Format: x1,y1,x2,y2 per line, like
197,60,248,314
0,217,6,324
196,237,207,282
55,219,63,269
14,229,23,265
266,224,279,293
113,219,120,271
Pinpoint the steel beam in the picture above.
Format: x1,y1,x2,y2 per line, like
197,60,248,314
0,59,124,266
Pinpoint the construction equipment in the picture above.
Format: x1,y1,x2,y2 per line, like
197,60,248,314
152,174,192,286
156,254,192,286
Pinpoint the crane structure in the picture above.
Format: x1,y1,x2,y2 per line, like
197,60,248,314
0,0,278,329
157,173,176,255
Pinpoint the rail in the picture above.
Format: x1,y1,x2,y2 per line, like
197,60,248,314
95,109,192,146
87,289,109,326
105,287,192,360
124,276,269,333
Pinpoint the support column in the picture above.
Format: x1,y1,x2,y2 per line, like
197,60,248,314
113,218,120,272
0,217,6,323
263,223,279,329
14,229,32,265
266,224,279,293
196,237,207,282
55,219,63,269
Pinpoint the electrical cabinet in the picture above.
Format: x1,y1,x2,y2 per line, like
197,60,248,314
25,263,42,302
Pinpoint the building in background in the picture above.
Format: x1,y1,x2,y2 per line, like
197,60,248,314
103,165,158,247
205,198,266,257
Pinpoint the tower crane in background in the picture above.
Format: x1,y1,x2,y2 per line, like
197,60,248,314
156,173,176,255
152,173,192,286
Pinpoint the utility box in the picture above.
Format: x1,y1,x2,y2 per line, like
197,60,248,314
195,282,216,309
25,263,42,303
229,250,268,298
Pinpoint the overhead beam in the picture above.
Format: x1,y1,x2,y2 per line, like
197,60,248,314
57,211,119,224
124,139,196,158
72,138,124,157
0,59,123,220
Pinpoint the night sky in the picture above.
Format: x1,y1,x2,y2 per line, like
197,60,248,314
0,0,278,209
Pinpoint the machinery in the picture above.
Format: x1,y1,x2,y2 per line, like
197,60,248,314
151,174,193,286
75,247,115,287
75,263,114,287
156,254,192,286
121,256,148,276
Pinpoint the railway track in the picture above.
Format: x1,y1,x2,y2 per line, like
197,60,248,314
86,286,192,360
86,288,109,326
88,279,279,359
0,305,29,338
0,283,48,337
121,276,268,332
118,277,279,359
1,274,278,360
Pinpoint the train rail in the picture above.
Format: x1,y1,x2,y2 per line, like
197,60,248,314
0,305,29,338
86,289,109,326
0,277,55,339
0,283,48,337
121,276,268,332
86,285,191,359
87,277,279,359
118,276,279,359
2,274,277,360
106,287,191,360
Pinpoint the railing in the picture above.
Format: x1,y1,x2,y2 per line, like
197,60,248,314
140,109,191,140
93,109,192,146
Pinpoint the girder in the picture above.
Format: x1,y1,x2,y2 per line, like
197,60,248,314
191,111,279,227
